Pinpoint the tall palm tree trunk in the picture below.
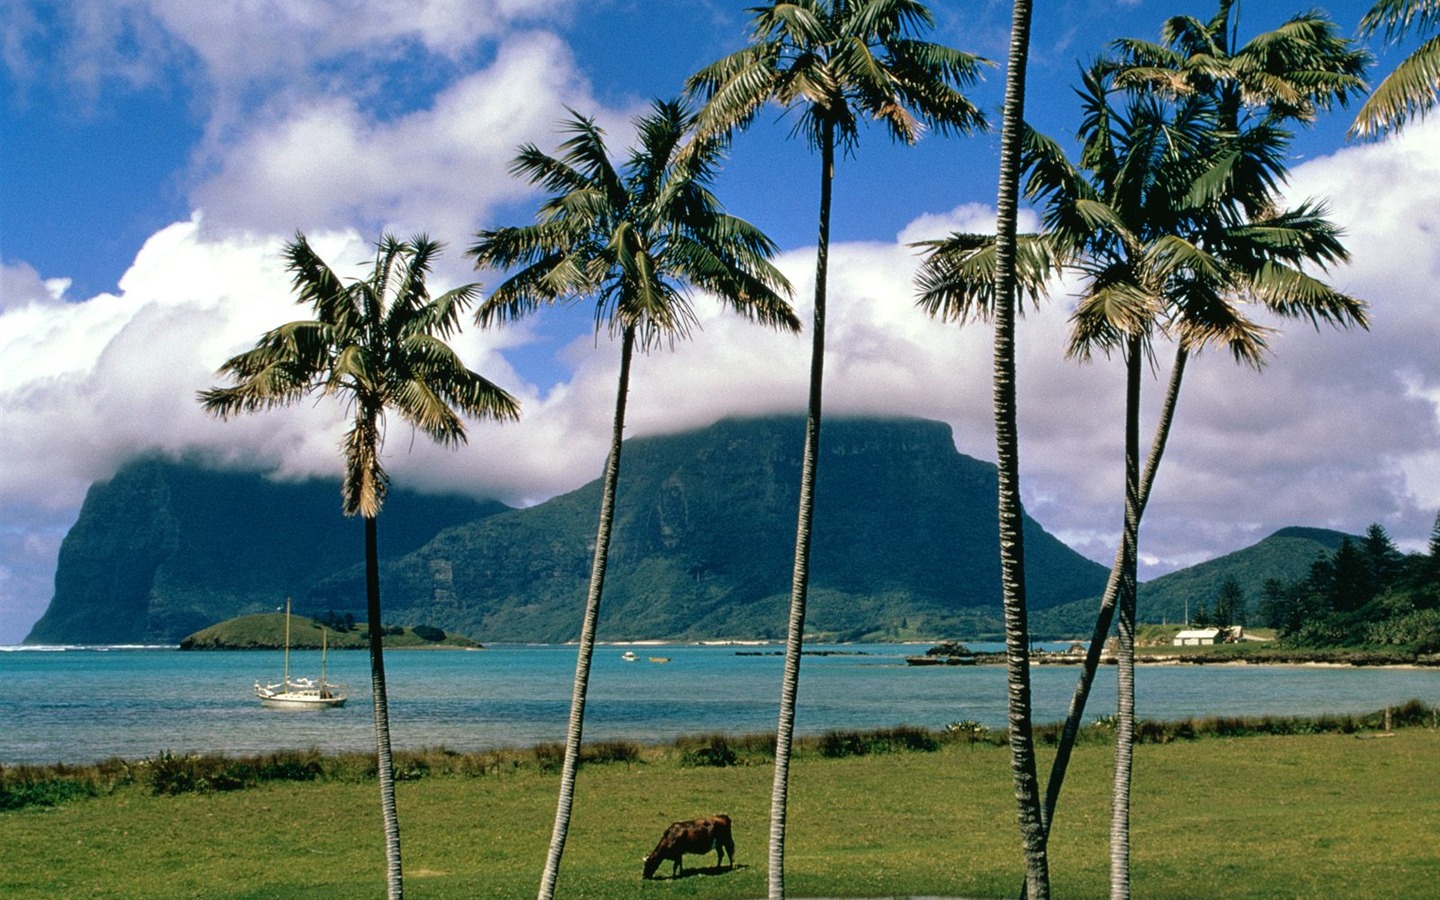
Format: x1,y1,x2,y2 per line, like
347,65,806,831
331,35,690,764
769,123,834,900
1110,336,1143,900
364,513,403,900
538,325,635,900
991,2,1049,897
1039,347,1188,838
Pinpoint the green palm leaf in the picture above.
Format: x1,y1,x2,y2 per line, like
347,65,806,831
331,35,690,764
913,232,1064,323
1352,33,1440,136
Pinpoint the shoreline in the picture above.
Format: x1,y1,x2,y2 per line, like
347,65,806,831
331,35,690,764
8,640,1439,668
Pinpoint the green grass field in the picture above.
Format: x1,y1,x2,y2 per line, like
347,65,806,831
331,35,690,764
4,727,1437,898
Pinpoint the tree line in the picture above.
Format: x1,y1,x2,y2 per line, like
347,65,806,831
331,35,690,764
1246,516,1440,650
197,2,1440,899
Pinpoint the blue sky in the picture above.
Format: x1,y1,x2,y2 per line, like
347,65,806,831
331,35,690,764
2,0,1438,644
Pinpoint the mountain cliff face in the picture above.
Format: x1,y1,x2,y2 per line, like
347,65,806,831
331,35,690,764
325,416,1111,641
27,417,1113,644
24,458,506,644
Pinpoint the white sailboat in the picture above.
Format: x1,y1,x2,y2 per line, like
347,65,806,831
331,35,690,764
255,599,347,709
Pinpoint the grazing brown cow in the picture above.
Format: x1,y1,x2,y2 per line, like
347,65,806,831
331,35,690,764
642,814,734,879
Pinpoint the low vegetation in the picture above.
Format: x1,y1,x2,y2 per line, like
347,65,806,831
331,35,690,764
4,706,1436,898
6,702,1434,812
178,612,480,650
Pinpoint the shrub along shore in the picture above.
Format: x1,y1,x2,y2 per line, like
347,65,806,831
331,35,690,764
4,702,1438,898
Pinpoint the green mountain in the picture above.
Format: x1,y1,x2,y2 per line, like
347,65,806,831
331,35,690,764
25,417,1121,645
1032,526,1354,633
24,457,507,644
311,416,1111,641
1138,526,1353,624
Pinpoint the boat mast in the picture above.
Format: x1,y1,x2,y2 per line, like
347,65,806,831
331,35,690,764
321,626,328,692
283,596,292,687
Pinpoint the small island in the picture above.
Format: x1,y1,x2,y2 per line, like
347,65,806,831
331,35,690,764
179,612,481,650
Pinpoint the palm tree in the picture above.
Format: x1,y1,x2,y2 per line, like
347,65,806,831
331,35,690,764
922,30,1367,890
1352,0,1440,137
1027,9,1371,882
1008,0,1365,858
467,99,796,900
200,233,519,899
1023,59,1365,898
685,5,986,893
984,0,1049,895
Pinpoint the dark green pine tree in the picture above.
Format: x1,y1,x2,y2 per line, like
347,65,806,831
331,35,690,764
1258,577,1299,632
1413,512,1440,609
1329,538,1373,614
1213,576,1246,629
1363,523,1405,590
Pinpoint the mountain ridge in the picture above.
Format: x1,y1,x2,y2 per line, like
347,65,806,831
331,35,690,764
1030,525,1356,633
308,416,1111,641
25,417,1349,645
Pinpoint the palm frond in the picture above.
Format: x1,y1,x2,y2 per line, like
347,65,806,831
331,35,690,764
913,232,1064,324
753,1,831,46
843,0,935,40
687,43,783,143
1359,0,1440,41
511,144,592,197
884,39,990,136
1223,200,1349,269
550,111,626,207
1167,279,1272,368
1159,14,1221,58
1350,33,1440,137
284,234,360,335
1067,279,1161,360
341,416,387,519
1242,262,1369,329
1145,234,1227,283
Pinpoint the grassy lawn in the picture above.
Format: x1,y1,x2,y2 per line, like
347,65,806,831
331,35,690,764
4,729,1437,898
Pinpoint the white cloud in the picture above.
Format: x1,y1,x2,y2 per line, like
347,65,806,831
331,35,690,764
0,260,71,311
188,30,643,280
8,0,575,95
148,0,569,77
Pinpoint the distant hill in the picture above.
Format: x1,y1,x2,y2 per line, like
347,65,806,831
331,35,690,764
178,613,480,650
319,416,1111,641
1032,526,1354,633
24,457,508,645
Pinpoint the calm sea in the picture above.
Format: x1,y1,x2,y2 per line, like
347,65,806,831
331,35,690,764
3,643,1437,766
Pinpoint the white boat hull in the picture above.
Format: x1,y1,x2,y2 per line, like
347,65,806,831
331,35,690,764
255,679,347,709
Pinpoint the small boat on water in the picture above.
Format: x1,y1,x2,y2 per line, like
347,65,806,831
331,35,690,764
255,599,347,709
622,651,638,661
648,656,671,664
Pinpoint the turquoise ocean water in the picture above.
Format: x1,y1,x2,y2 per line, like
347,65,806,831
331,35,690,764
3,643,1437,765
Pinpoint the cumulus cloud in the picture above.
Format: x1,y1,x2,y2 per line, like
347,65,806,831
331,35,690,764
189,31,630,253
6,0,574,97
